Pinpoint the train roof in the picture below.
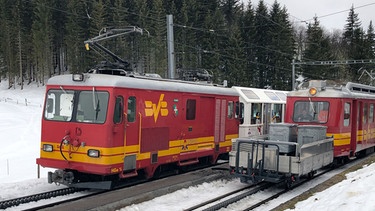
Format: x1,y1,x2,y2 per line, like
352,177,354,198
289,80,375,99
232,86,288,104
47,73,239,97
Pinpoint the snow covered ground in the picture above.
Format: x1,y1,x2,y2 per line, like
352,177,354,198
1,79,375,210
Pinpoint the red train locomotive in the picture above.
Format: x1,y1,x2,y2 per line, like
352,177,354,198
36,73,240,189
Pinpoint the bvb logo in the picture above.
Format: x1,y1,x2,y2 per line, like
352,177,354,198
145,94,168,122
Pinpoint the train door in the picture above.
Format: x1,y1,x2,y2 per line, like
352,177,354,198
263,103,272,134
251,103,262,135
181,96,201,154
350,100,358,155
124,96,138,146
214,98,227,151
362,102,369,149
122,95,139,174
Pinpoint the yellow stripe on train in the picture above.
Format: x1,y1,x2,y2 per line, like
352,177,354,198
40,133,237,165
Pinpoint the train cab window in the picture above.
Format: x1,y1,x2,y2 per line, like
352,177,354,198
251,103,262,124
77,91,109,123
344,102,350,126
113,97,123,124
44,90,74,121
228,101,234,119
293,101,329,123
45,89,109,123
186,99,196,120
127,96,136,122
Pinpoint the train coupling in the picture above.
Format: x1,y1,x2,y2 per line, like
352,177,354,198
48,170,74,185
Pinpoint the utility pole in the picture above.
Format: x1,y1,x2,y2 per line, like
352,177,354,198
166,15,175,79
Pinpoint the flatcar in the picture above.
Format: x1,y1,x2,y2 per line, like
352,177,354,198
36,73,241,189
230,80,375,186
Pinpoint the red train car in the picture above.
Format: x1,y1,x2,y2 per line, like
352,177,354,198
285,80,375,161
36,73,240,189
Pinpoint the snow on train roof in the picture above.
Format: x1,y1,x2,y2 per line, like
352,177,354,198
47,74,239,96
232,86,288,103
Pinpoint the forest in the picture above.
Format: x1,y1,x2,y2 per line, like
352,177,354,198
0,0,374,90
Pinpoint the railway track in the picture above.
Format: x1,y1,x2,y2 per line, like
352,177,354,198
0,187,86,210
1,163,230,210
183,182,273,211
184,167,334,211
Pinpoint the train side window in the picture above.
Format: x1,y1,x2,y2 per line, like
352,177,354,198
228,101,234,119
127,96,136,122
235,101,244,124
370,104,374,123
113,97,123,124
186,99,196,120
344,102,350,126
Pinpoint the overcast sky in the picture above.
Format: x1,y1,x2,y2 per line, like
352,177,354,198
246,0,375,32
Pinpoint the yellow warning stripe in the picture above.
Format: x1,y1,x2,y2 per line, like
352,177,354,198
39,133,237,165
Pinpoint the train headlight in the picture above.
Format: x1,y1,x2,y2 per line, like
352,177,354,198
87,149,100,158
72,74,84,82
43,144,53,152
309,87,318,96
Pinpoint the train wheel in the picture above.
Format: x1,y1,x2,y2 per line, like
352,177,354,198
285,175,296,189
307,170,316,179
285,180,292,189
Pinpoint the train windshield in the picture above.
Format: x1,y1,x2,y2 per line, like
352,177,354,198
44,89,109,123
293,101,329,123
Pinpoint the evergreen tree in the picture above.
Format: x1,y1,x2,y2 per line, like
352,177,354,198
219,0,245,86
303,17,334,80
342,5,364,81
51,0,67,76
240,1,256,87
267,3,294,90
65,0,89,74
32,0,54,85
253,0,270,88
173,0,194,71
329,29,347,80
365,21,375,59
1,0,19,88
111,0,130,66
143,0,166,76
200,6,225,84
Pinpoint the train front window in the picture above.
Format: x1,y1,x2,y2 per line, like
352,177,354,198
44,90,74,121
44,89,109,123
293,101,329,123
76,91,109,123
